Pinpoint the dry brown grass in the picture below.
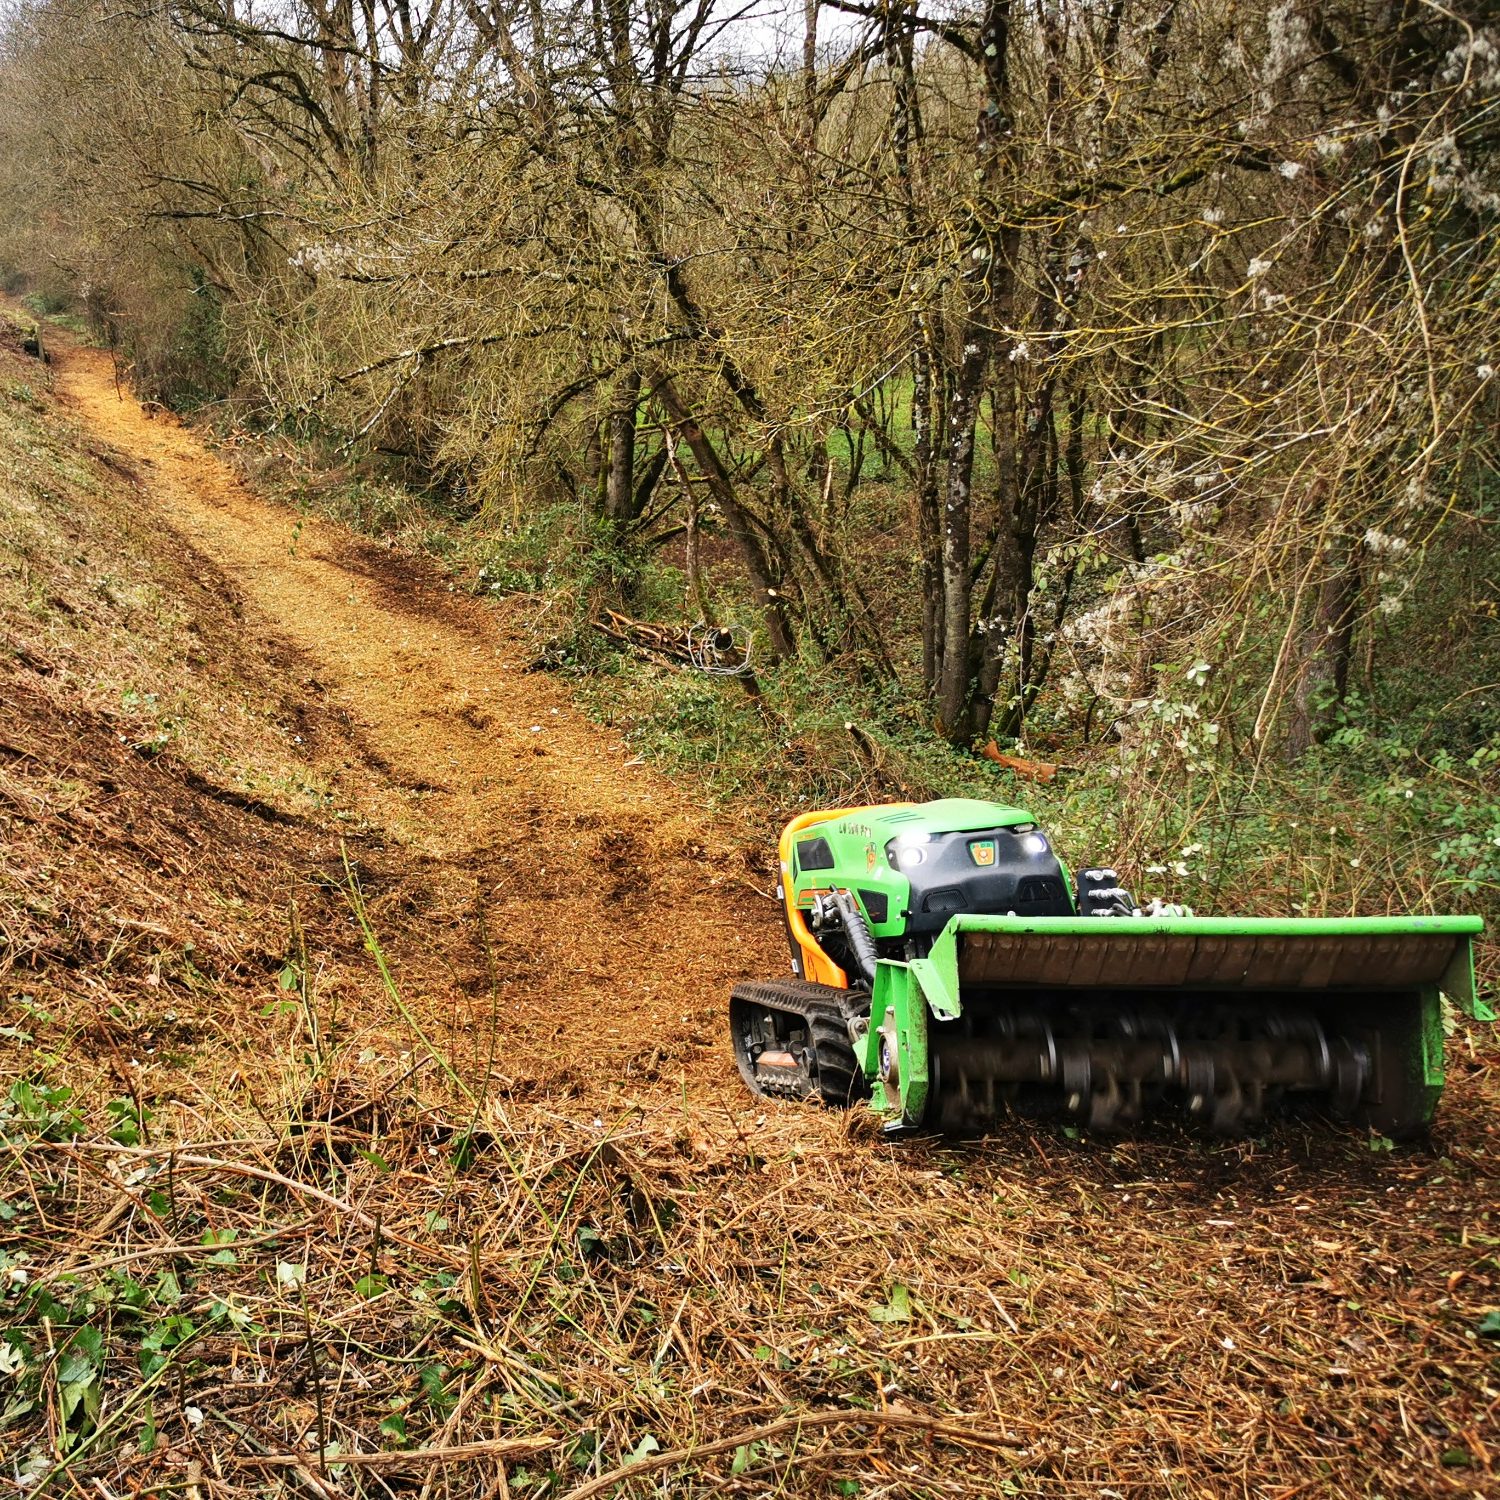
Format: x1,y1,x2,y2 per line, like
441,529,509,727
1,320,1497,1500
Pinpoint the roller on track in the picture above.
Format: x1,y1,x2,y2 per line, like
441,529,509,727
729,799,1488,1137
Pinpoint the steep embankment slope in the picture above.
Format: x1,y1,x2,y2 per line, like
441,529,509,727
2,312,1497,1500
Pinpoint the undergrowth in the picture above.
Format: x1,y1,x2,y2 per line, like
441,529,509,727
566,650,1500,964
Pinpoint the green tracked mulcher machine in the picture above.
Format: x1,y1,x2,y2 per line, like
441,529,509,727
729,799,1488,1135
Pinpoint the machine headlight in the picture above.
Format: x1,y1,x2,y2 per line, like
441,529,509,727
1023,834,1050,856
887,833,930,869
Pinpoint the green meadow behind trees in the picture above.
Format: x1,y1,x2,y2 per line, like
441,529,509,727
1,0,1498,924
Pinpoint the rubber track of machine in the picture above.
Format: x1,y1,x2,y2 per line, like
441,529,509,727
729,978,870,1108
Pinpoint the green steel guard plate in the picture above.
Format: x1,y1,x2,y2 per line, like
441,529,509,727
930,914,1486,1016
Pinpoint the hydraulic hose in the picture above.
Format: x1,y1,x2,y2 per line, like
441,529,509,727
828,890,880,990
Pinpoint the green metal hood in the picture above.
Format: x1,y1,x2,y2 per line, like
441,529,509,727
875,798,1039,835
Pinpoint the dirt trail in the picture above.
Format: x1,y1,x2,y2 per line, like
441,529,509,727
50,337,782,1104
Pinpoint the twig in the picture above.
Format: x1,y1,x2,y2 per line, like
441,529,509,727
53,1143,381,1232
300,1279,328,1475
52,1191,137,1274
558,1408,1028,1500
239,1433,556,1472
451,1333,577,1403
41,1220,313,1284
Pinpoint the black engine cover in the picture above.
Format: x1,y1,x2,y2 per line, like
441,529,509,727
888,825,1072,935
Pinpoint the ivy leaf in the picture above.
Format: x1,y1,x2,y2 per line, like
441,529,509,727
201,1228,238,1265
576,1224,610,1262
869,1284,911,1324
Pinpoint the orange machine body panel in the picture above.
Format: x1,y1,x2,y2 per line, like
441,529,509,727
778,803,914,988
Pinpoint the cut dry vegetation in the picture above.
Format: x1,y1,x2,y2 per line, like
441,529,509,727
2,315,1498,1500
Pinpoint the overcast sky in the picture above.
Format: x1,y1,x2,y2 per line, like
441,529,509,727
714,0,872,61
0,0,879,63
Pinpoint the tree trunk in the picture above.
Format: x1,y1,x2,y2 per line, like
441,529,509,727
913,319,942,693
604,367,640,534
1286,538,1364,758
646,368,796,661
936,336,985,738
934,0,1017,743
885,4,941,695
